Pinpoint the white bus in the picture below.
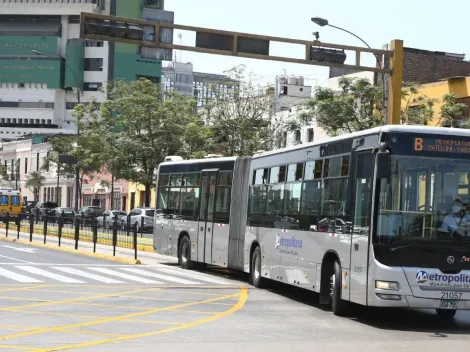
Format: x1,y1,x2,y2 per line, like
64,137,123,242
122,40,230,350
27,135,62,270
153,125,470,319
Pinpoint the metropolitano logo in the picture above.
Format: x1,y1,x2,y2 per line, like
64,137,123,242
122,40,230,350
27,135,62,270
416,270,428,284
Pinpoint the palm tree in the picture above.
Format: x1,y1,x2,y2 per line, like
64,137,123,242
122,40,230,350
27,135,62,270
25,171,45,202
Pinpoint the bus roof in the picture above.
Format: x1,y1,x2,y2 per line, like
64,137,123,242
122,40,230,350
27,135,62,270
158,156,238,167
0,189,20,195
253,124,470,159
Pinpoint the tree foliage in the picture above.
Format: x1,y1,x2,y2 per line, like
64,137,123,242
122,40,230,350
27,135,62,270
24,171,45,200
439,93,468,127
203,65,274,156
304,77,383,136
401,82,436,125
93,78,200,207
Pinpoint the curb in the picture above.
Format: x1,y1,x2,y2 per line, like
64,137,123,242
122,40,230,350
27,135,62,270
0,236,142,265
0,224,155,252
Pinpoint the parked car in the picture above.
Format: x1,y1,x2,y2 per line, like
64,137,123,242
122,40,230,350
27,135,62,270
96,210,127,229
51,207,75,224
120,207,155,232
75,206,104,226
32,202,59,221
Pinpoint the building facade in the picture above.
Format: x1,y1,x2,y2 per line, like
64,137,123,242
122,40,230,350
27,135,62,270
0,0,164,140
272,75,328,149
162,61,238,107
0,136,128,210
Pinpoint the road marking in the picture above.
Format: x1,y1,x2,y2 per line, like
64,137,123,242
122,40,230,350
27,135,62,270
0,255,31,263
1,245,36,253
14,266,85,284
120,267,203,284
156,268,231,284
87,267,164,284
1,288,244,345
33,288,248,352
0,267,42,283
51,267,125,284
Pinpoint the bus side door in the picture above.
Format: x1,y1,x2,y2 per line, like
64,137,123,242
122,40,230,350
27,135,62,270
197,170,218,264
349,150,374,305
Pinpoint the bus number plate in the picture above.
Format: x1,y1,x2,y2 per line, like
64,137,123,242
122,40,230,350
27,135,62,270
439,300,458,309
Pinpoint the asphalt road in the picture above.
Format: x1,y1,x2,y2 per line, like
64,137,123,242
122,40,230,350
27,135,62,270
0,241,470,351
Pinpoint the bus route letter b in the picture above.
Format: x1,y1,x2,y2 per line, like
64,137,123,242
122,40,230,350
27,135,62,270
415,138,423,151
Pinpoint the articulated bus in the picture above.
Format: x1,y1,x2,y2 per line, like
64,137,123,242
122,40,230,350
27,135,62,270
0,188,22,224
153,125,470,319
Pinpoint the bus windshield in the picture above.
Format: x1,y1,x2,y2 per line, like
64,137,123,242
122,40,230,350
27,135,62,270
374,154,470,244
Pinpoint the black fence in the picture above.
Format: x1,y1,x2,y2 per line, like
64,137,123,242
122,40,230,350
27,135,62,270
0,212,150,260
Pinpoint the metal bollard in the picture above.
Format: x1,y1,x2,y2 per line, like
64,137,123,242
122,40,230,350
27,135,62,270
93,218,98,253
58,211,64,247
5,212,9,237
133,222,138,261
74,216,79,250
29,214,34,242
43,214,48,244
16,217,20,240
112,217,117,257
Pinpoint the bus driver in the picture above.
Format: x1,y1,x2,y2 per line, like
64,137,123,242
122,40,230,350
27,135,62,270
441,197,470,235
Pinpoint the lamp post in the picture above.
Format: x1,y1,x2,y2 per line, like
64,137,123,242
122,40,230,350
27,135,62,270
311,17,387,114
31,50,81,211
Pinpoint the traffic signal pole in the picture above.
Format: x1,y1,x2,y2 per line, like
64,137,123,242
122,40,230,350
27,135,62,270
79,12,403,125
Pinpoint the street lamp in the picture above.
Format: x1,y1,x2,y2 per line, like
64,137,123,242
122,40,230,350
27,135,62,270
311,17,386,115
31,50,81,212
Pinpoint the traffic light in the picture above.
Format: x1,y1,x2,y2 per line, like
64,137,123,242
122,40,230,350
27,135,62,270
83,18,143,41
309,47,346,64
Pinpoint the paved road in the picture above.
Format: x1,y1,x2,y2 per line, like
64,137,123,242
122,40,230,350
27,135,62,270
0,241,470,352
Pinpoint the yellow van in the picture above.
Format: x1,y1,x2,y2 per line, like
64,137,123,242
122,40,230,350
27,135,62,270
0,188,23,224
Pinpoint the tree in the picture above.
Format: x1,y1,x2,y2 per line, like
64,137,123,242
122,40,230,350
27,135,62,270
204,65,274,156
25,171,45,201
43,100,103,208
304,76,383,136
401,82,437,125
439,93,468,127
97,78,199,207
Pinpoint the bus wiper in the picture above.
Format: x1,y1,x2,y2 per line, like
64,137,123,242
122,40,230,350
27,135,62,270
389,241,451,253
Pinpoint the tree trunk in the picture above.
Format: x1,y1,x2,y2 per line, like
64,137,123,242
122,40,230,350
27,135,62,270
144,183,151,208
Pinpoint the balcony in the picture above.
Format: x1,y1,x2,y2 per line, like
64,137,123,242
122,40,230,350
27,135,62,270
0,0,102,15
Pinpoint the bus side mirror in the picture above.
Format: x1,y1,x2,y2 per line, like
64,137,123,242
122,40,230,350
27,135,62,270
376,152,390,180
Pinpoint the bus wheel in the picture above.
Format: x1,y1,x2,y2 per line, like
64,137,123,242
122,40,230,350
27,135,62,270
331,260,347,316
251,246,265,288
178,236,194,270
436,309,456,321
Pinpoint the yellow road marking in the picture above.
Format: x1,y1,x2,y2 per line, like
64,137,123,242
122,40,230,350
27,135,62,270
118,294,234,306
0,287,162,312
8,310,108,320
171,310,218,315
0,289,242,341
35,287,248,352
0,284,55,293
61,329,126,337
69,302,151,311
127,319,178,325
0,325,40,330
0,345,41,351
18,289,97,296
0,295,54,303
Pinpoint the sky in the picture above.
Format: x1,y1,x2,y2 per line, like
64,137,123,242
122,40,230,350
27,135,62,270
162,0,469,88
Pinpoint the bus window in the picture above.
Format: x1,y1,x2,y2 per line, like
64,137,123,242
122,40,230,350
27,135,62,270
11,196,20,206
0,195,7,206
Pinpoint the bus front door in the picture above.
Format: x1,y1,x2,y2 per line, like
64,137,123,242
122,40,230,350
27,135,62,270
197,170,218,264
349,150,374,305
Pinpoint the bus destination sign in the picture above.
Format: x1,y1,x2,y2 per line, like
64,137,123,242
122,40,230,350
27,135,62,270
414,137,470,154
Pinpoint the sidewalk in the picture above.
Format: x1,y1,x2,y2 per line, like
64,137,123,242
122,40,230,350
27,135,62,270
0,227,178,266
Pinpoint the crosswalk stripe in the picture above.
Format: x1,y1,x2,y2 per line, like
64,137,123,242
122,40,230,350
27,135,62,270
120,268,203,284
87,267,164,284
156,268,230,285
52,267,125,284
15,266,85,283
0,267,42,283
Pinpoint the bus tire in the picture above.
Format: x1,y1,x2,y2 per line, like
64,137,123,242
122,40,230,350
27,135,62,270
251,246,265,288
178,236,195,270
436,309,456,321
331,260,347,316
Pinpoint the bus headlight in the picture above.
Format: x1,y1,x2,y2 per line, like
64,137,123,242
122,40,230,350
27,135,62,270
375,280,399,291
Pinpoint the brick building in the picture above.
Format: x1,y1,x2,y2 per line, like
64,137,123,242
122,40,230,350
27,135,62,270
330,47,470,85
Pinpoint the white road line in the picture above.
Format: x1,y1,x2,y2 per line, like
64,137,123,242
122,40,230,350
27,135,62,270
15,266,85,283
52,267,125,284
87,267,163,284
120,268,203,284
0,254,31,263
156,268,230,285
0,267,42,283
